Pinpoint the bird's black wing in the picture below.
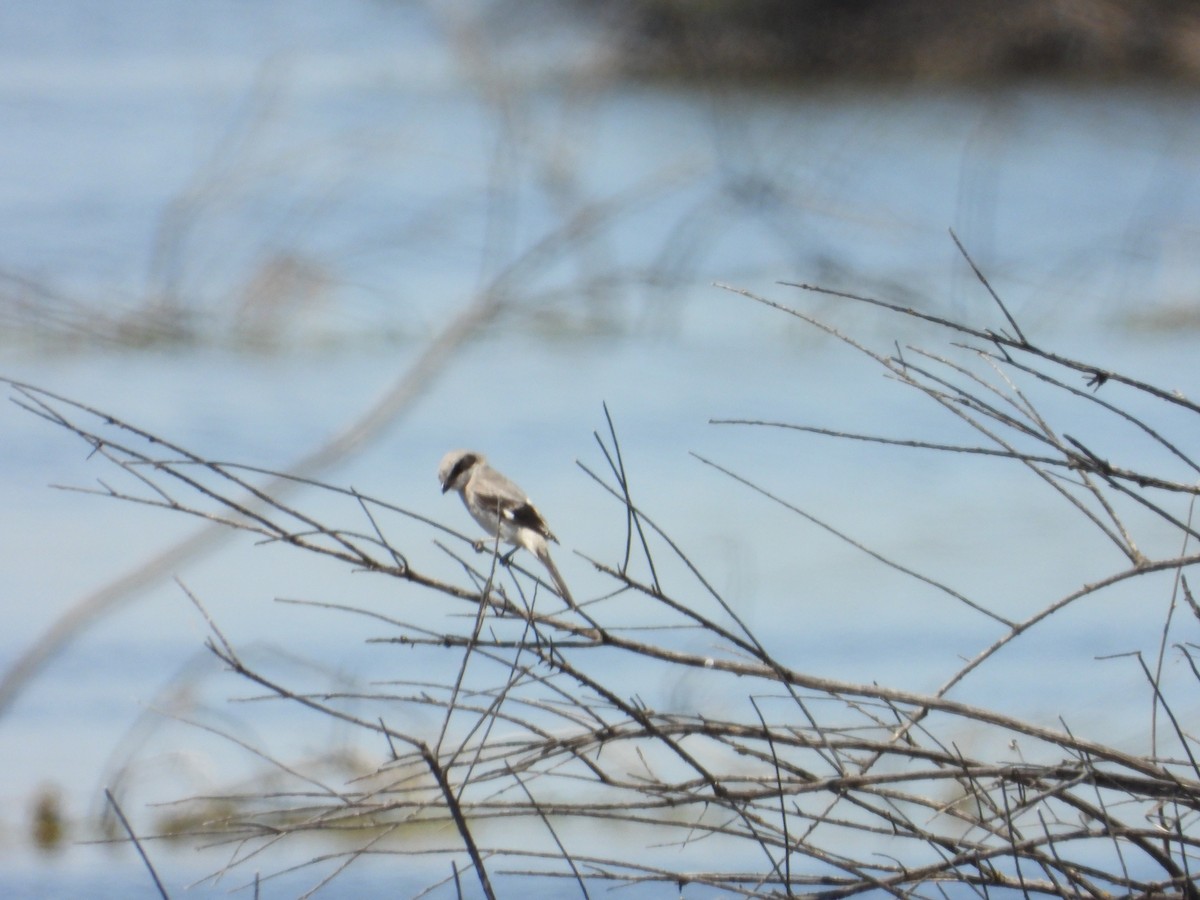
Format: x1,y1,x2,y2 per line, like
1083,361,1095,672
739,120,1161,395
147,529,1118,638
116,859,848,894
505,500,557,543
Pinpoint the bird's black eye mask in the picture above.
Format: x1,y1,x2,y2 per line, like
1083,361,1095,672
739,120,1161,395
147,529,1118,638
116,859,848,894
446,453,478,487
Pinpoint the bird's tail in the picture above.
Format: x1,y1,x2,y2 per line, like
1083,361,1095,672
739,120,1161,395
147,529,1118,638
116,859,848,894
535,545,576,609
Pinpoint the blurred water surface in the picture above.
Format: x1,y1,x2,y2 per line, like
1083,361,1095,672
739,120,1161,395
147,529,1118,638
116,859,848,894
2,1,1200,895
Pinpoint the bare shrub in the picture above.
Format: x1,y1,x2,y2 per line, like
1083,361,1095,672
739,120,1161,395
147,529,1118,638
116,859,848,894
8,260,1200,897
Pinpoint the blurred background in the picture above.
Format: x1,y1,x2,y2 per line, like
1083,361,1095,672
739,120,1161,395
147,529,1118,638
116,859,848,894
3,1,1200,895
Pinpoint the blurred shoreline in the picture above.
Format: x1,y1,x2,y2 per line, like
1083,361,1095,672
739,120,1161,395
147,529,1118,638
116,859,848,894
566,0,1200,83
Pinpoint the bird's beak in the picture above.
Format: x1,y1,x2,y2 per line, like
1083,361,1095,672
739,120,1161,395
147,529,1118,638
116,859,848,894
440,480,451,494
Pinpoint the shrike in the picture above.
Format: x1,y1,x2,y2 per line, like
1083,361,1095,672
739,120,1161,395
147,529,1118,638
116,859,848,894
438,449,574,606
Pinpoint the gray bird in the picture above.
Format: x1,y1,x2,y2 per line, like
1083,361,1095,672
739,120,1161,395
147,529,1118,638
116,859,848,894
438,449,574,606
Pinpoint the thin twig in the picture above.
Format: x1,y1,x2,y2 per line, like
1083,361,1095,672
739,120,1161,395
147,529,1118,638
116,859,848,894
105,787,171,900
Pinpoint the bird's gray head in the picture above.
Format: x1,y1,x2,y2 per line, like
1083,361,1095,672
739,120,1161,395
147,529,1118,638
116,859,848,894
438,449,484,494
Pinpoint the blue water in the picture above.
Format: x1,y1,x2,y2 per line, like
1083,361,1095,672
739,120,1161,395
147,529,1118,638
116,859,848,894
3,1,1200,895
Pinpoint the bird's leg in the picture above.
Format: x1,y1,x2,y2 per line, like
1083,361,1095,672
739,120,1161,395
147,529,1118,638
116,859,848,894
471,539,517,566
